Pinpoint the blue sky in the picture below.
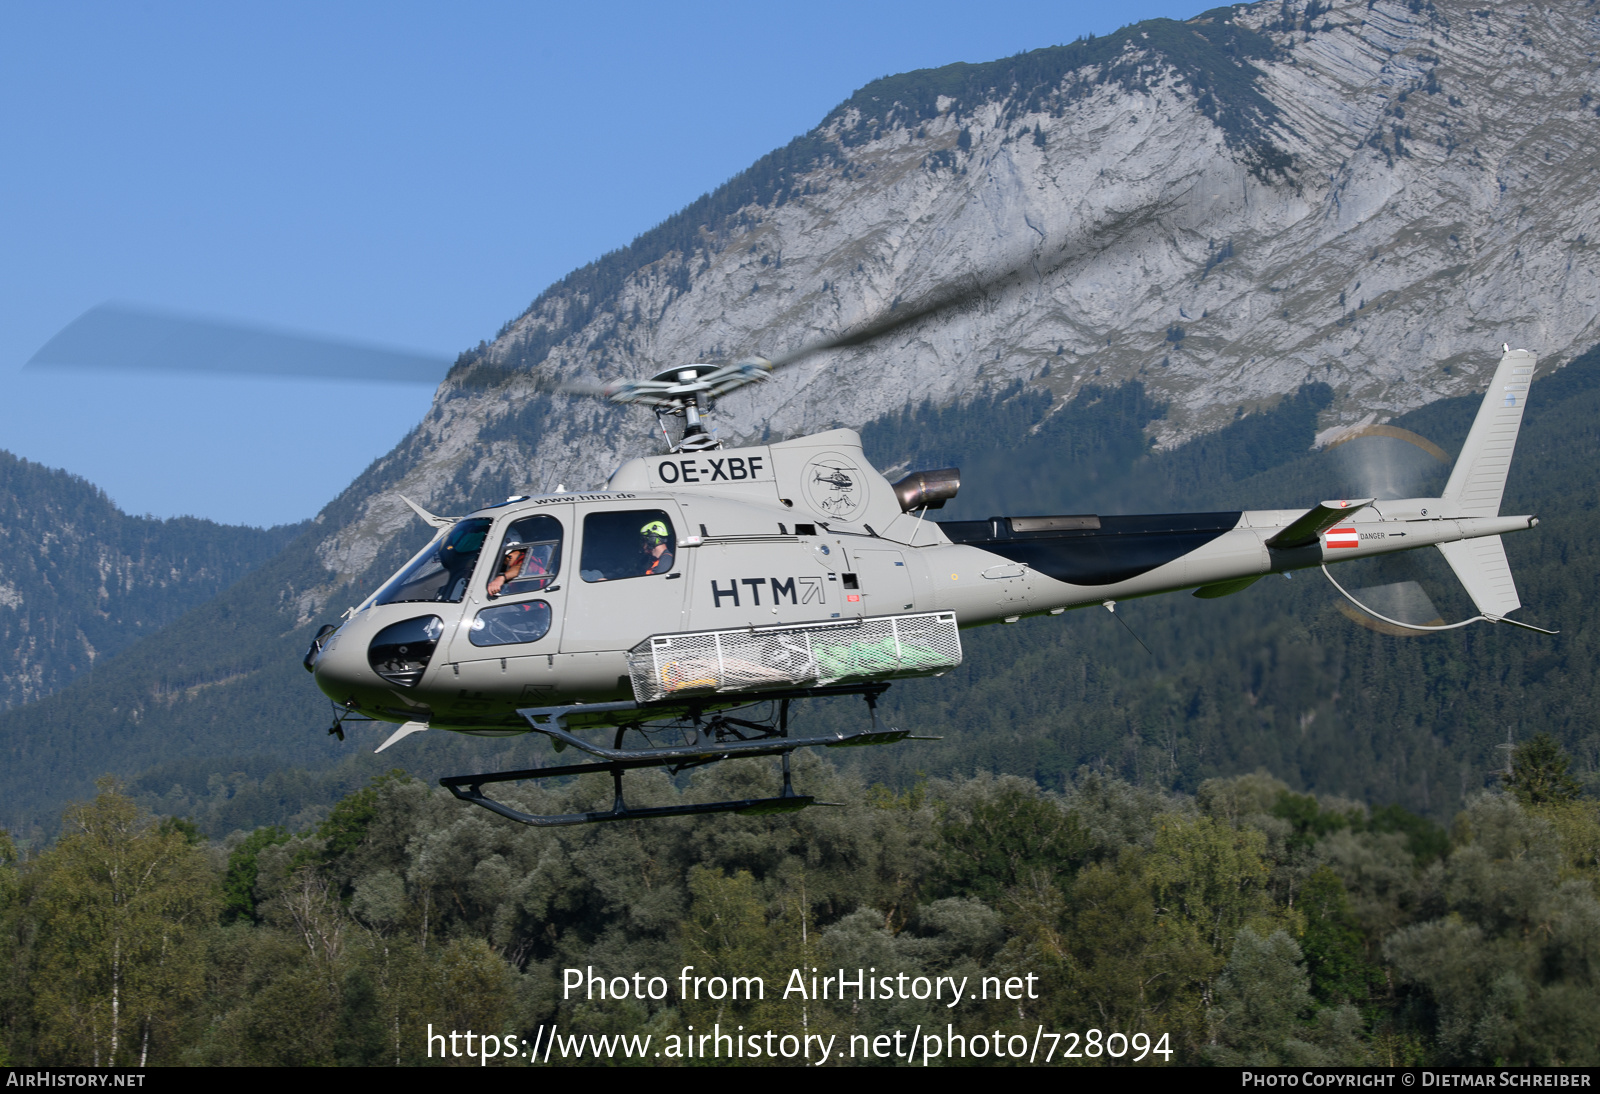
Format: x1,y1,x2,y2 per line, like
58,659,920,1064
2,1,1204,527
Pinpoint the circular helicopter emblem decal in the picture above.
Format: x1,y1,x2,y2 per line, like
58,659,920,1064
801,452,866,520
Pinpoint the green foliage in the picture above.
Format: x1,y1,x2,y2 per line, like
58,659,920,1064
221,825,291,924
1149,812,1279,954
316,770,413,866
1533,800,1600,897
1209,928,1314,1061
1272,790,1447,867
1207,928,1367,1065
1166,382,1334,490
1011,809,1280,1057
1273,790,1358,852
1368,803,1451,865
1296,865,1376,1004
0,829,21,1066
157,816,203,845
676,866,810,1036
1,762,1597,1065
1387,794,1600,1065
932,783,1090,902
1503,732,1583,806
1051,848,1218,1049
29,780,219,1065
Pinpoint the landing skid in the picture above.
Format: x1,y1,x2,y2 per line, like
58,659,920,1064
440,684,934,826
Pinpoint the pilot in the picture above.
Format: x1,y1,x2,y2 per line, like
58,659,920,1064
641,520,673,575
486,548,528,598
487,544,551,597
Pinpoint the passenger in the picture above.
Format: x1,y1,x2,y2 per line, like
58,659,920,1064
641,520,673,575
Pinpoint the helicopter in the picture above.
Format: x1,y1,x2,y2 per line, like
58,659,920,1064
297,308,1555,826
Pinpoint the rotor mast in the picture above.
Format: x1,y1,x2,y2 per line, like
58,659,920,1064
677,369,717,451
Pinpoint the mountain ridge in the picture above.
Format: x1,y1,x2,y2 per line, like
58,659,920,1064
0,448,306,710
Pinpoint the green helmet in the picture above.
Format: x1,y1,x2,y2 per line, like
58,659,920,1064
640,520,669,547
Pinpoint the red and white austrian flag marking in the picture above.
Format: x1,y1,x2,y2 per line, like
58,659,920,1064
1324,526,1360,549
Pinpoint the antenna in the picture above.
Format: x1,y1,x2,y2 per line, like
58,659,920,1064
1103,600,1154,657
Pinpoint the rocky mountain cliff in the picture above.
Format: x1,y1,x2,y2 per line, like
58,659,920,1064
304,0,1600,616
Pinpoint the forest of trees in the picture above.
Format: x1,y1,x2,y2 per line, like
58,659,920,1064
1,734,1594,1067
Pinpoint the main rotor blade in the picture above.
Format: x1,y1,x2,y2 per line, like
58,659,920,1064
28,304,451,385
751,215,1166,376
447,248,1083,400
439,361,611,400
456,199,1177,400
760,265,1030,373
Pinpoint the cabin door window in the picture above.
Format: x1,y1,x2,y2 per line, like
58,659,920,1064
562,504,687,653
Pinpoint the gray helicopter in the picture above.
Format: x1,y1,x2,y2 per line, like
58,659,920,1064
300,334,1551,827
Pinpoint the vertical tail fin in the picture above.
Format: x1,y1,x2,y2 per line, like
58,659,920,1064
1441,347,1535,517
1437,347,1540,625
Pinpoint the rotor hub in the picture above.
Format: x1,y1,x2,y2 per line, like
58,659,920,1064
589,359,775,452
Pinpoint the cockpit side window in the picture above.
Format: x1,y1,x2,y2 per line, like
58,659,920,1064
373,518,493,605
485,514,563,599
579,509,676,582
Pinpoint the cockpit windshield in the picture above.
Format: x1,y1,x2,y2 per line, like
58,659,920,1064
373,518,493,605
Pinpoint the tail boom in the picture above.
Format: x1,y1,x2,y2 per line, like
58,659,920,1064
932,347,1544,628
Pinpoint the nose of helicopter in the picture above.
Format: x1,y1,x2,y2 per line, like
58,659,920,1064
308,633,366,702
306,611,448,708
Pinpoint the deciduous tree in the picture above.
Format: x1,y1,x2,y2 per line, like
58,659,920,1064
31,780,217,1066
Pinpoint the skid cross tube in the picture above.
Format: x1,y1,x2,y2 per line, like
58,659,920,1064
439,683,928,826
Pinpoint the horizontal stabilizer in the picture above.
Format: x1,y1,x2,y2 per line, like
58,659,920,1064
1443,348,1535,517
1266,499,1374,549
1436,536,1520,619
1194,575,1263,599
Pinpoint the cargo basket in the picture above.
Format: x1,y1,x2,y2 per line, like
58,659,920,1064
627,611,961,703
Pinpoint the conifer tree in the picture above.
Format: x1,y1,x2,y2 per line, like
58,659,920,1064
1504,733,1584,806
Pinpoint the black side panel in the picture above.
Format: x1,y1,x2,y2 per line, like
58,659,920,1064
938,512,1243,587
